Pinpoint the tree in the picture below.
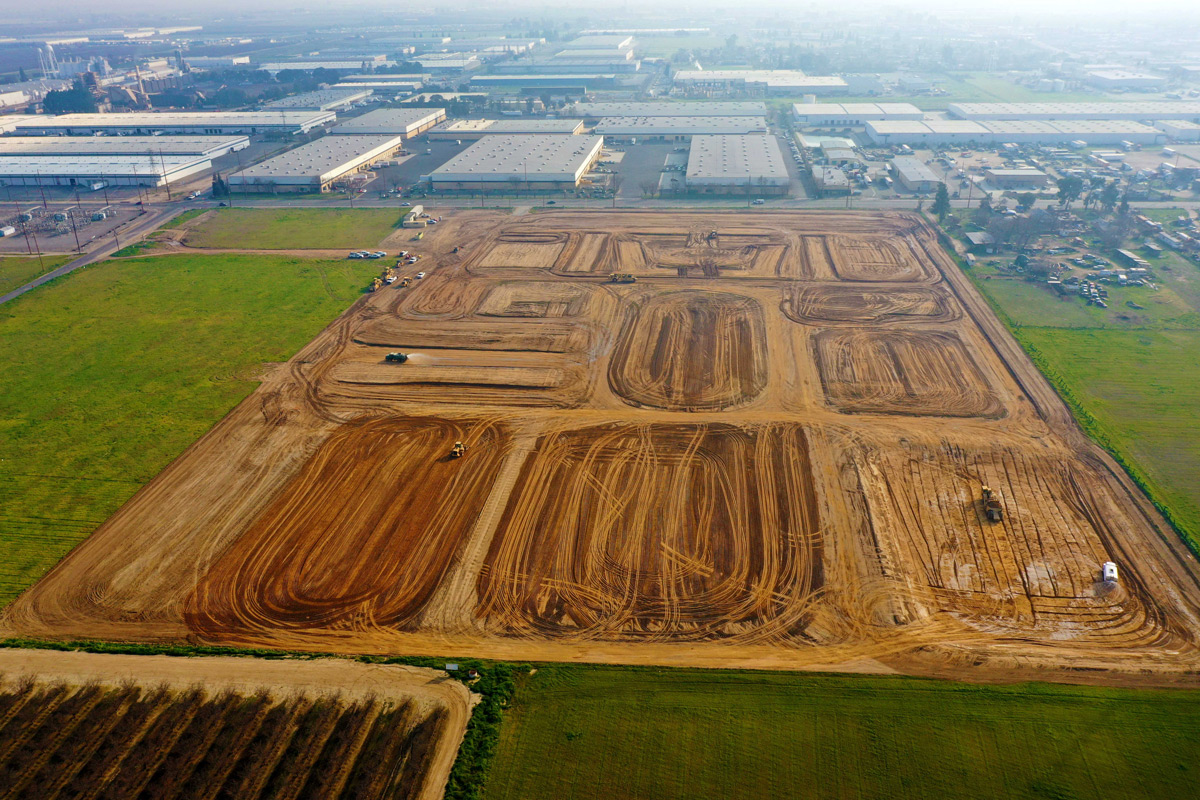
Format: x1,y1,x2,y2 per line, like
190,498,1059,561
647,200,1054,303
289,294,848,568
971,194,994,226
608,174,622,207
932,183,951,221
43,81,97,114
18,67,27,82
1016,192,1037,209
639,179,658,198
1100,180,1121,213
1055,175,1085,208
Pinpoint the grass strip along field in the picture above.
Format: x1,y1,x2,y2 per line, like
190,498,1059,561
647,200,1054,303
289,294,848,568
967,259,1200,553
0,253,377,605
0,254,75,296
483,665,1200,800
183,207,409,250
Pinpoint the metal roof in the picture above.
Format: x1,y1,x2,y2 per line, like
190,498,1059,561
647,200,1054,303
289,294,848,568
948,102,1200,120
0,153,209,177
331,108,445,135
0,135,247,156
573,101,766,118
595,116,767,135
686,134,789,184
263,89,372,110
9,111,334,131
429,134,604,182
232,134,404,182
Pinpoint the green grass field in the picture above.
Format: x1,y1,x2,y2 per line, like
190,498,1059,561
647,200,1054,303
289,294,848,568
182,207,409,250
0,253,376,605
483,666,1200,800
966,243,1200,552
0,255,75,296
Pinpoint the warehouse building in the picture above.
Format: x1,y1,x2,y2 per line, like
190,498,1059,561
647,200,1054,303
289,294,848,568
0,135,248,159
333,81,422,97
263,88,372,111
560,35,634,50
685,134,789,195
1086,70,1166,91
866,119,1162,146
674,70,847,97
811,165,849,196
469,74,616,90
1155,120,1200,142
8,111,334,136
0,154,211,187
229,134,405,193
572,101,766,119
258,61,395,74
337,73,432,84
947,102,1200,121
984,168,1050,189
331,108,446,137
792,102,925,127
889,156,943,193
428,118,584,139
426,134,604,192
595,116,768,140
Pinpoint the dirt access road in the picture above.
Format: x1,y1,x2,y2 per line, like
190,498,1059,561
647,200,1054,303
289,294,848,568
6,209,1200,687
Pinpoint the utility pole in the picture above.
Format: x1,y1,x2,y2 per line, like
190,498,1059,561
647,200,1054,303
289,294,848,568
35,170,48,209
68,209,82,253
158,148,172,201
12,200,34,255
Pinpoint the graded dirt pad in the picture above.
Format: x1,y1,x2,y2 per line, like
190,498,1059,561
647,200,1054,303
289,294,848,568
609,290,767,411
0,650,469,800
813,330,1004,418
784,284,961,326
185,416,506,636
476,423,823,643
7,209,1200,686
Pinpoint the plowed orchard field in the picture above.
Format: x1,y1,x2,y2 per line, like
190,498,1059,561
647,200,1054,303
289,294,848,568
7,210,1200,684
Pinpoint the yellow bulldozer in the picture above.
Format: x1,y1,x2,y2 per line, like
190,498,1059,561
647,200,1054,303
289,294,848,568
608,273,637,284
369,276,384,292
982,485,1003,522
399,276,412,288
449,441,467,459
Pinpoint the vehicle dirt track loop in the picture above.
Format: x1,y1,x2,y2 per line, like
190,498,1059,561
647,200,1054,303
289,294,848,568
7,209,1200,686
476,423,823,643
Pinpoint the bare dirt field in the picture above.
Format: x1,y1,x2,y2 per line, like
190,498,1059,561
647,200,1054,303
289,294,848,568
6,209,1200,686
0,649,471,800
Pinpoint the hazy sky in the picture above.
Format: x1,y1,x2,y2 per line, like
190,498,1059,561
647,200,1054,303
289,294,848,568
4,0,1198,24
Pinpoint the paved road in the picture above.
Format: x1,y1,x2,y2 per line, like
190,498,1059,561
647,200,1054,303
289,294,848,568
0,206,177,306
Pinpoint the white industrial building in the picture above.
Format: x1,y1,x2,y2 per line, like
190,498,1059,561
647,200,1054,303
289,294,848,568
0,135,249,159
947,102,1200,121
984,168,1050,189
427,118,585,139
674,70,847,97
426,134,604,192
594,116,768,140
263,88,372,111
889,156,943,193
331,108,446,137
8,111,334,136
258,61,395,74
792,102,925,127
0,154,211,187
866,119,1163,146
229,134,405,192
1155,120,1200,142
1086,70,1166,91
685,134,789,195
560,35,634,50
572,101,766,119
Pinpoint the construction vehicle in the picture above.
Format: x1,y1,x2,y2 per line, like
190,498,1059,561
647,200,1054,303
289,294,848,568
369,277,384,292
608,273,637,283
449,441,467,458
385,352,408,363
982,485,1003,522
399,277,412,287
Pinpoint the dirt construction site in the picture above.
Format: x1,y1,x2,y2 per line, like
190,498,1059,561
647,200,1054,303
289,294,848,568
6,209,1200,685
